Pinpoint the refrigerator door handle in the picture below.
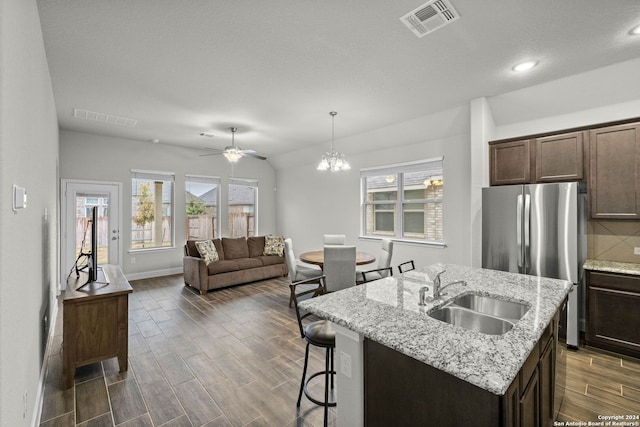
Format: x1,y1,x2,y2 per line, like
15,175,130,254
517,194,523,268
524,193,531,271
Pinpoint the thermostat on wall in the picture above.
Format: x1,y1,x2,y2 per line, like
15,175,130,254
13,185,27,211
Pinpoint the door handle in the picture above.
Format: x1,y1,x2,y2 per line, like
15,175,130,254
517,194,522,269
524,194,530,271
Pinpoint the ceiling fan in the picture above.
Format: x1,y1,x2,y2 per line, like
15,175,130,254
199,127,267,162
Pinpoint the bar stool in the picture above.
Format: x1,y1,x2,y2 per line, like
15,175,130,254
289,276,336,426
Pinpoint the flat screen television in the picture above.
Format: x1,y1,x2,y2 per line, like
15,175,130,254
76,206,98,289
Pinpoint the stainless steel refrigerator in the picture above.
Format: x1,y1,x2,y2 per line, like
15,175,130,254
482,182,587,348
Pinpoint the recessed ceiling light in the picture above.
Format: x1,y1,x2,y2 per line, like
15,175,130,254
512,60,539,72
630,24,640,36
151,139,160,144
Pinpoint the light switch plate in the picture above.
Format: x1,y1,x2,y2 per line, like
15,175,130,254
634,247,640,255
13,185,27,211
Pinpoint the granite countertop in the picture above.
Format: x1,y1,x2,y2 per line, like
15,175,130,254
583,259,640,276
299,263,571,396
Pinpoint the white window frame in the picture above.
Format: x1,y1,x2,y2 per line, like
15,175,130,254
185,174,221,240
130,169,175,252
228,177,259,237
360,157,445,246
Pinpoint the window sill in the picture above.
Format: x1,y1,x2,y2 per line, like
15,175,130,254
358,236,447,248
128,246,176,254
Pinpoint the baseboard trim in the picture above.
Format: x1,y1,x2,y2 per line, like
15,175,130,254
33,301,59,427
125,267,183,281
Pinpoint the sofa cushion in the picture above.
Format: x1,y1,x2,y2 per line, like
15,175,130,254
256,255,285,267
186,238,224,259
212,238,225,260
195,240,219,264
186,240,200,257
235,258,263,270
222,237,249,260
207,260,240,275
263,235,285,256
247,236,265,258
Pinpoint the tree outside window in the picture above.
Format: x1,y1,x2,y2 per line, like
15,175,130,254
131,170,174,250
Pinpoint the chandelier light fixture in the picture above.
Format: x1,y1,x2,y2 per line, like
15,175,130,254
317,111,350,172
223,127,243,163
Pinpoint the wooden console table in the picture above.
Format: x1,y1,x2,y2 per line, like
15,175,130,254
63,264,132,389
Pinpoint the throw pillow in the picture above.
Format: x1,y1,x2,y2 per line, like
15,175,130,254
263,235,285,256
195,240,219,265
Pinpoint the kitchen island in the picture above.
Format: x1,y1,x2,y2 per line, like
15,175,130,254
299,263,572,426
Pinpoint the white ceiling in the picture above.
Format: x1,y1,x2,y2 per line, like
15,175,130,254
38,0,640,159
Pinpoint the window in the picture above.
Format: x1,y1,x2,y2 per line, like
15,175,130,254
361,158,444,244
228,178,258,238
185,175,220,240
131,169,175,250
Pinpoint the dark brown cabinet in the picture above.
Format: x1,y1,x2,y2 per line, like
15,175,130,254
490,131,585,186
589,123,640,219
520,367,540,427
586,271,640,358
535,132,585,182
365,313,559,427
490,139,532,186
538,338,554,427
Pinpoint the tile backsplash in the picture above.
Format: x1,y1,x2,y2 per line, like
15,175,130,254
587,220,640,263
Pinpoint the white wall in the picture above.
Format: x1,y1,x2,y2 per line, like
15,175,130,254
0,0,59,425
274,106,472,269
488,57,640,139
59,130,278,279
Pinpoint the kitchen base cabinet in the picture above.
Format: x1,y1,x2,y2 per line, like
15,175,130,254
520,367,540,427
586,271,640,358
364,339,500,426
364,318,558,427
539,338,554,427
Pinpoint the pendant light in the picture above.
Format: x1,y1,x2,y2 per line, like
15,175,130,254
317,111,350,172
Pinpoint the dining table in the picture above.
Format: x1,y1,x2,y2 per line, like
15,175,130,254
299,250,376,268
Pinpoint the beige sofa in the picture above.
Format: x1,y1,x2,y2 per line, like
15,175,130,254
183,236,287,294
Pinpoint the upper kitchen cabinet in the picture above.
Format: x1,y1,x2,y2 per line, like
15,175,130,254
589,123,640,219
534,131,585,183
489,139,531,186
489,132,585,186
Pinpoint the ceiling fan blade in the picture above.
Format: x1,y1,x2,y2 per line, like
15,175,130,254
243,152,267,160
198,149,224,157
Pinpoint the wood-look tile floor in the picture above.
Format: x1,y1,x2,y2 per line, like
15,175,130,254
39,275,336,427
38,274,640,426
557,344,640,422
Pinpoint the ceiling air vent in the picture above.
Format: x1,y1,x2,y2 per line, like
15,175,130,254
400,0,460,38
73,108,138,127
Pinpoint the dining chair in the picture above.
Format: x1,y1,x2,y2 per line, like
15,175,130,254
284,238,322,307
398,260,416,274
362,266,394,283
323,234,346,245
289,276,335,426
356,238,393,283
323,245,356,292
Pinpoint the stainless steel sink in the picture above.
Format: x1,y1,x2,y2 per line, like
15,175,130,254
428,306,515,335
451,294,529,322
427,293,529,335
